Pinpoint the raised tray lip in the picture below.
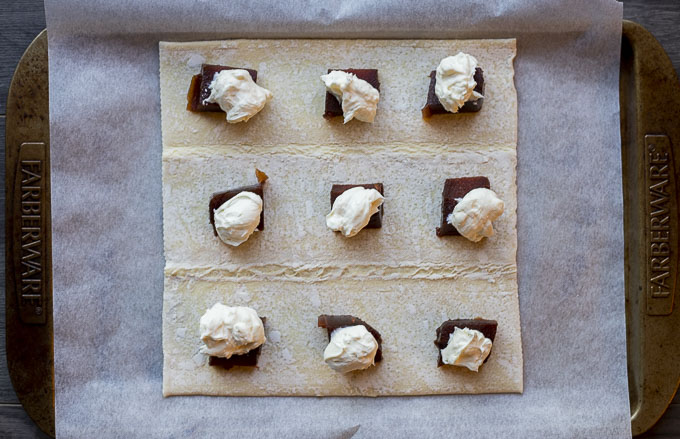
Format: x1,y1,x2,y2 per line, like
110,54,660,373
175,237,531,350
4,28,55,438
621,19,680,436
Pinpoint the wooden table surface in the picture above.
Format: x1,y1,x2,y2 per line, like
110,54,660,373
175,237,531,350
1,0,679,437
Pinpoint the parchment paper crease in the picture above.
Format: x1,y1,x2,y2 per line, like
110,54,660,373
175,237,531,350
45,0,630,437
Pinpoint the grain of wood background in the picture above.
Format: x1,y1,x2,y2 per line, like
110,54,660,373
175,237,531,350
0,0,678,437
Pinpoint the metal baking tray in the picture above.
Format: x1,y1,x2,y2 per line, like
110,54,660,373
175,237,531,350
621,20,680,436
5,21,680,437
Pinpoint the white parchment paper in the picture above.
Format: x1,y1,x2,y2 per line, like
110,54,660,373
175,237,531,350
45,0,630,437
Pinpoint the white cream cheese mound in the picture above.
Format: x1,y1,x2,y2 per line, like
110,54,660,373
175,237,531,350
323,325,379,373
214,191,263,246
326,186,384,238
321,70,380,123
205,69,273,123
435,52,483,113
441,327,492,372
447,187,504,242
199,304,266,358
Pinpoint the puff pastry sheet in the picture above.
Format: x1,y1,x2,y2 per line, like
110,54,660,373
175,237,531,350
160,39,521,396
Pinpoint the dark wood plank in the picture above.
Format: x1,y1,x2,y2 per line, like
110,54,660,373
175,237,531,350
0,116,19,405
0,405,51,438
640,404,680,438
0,0,47,115
624,0,680,76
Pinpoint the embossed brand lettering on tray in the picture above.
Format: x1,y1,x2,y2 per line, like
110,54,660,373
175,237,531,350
645,135,677,315
649,152,670,297
20,160,42,307
14,142,47,324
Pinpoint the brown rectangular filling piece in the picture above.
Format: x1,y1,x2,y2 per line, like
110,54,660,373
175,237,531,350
318,314,383,363
208,347,262,370
209,183,264,236
434,318,497,367
187,64,258,112
323,69,380,119
436,176,489,236
421,67,484,118
330,183,384,229
208,317,267,370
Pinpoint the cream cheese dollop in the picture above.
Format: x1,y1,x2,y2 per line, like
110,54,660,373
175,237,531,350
435,53,483,113
440,327,492,372
323,325,378,373
205,69,273,123
199,304,266,358
326,186,384,238
321,70,380,123
447,187,504,242
214,191,263,246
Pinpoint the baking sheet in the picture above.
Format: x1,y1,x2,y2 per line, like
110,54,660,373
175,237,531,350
45,0,630,437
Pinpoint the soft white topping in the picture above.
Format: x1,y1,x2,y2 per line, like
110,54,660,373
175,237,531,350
323,325,378,373
321,71,380,123
441,327,492,372
214,191,263,246
447,188,504,242
435,53,483,113
326,186,384,238
205,69,272,123
199,304,266,358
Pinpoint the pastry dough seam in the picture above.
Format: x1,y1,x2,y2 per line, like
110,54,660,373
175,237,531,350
164,262,517,282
